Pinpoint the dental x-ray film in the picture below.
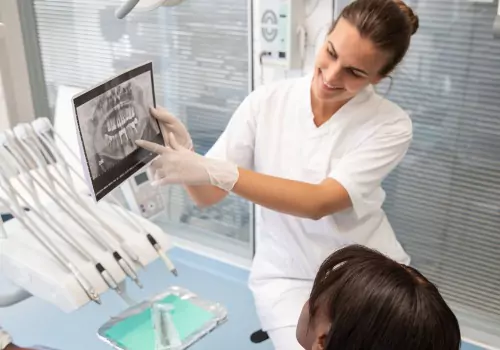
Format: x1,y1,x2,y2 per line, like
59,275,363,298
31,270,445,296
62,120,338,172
72,62,163,201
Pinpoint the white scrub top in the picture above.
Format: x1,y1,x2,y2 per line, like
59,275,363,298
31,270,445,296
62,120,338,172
206,74,412,331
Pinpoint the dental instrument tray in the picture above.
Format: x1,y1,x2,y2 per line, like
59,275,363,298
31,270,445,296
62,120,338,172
97,286,228,350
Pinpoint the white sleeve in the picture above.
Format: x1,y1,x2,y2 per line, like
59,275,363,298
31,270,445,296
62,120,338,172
329,119,412,219
205,85,266,170
0,326,12,349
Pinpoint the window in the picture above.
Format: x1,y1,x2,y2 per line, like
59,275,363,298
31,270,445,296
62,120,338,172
30,0,254,260
380,0,500,345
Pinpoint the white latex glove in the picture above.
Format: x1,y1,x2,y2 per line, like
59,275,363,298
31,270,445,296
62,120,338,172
135,133,239,192
151,107,194,151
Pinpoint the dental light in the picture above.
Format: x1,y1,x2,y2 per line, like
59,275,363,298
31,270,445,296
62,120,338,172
115,0,186,19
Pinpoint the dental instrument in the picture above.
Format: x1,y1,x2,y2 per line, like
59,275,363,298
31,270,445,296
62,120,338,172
0,202,102,305
18,123,145,271
0,148,124,298
0,133,172,313
0,170,126,301
0,132,144,289
98,286,228,350
32,117,178,277
0,190,101,305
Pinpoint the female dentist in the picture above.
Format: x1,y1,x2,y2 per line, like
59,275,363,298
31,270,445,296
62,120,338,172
137,0,420,348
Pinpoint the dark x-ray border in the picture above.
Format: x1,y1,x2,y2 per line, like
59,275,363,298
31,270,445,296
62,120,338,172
72,61,163,202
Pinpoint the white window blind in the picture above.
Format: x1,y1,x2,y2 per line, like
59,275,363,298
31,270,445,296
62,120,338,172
380,0,500,343
31,0,254,259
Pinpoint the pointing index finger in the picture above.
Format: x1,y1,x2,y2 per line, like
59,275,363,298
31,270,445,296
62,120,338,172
135,139,167,154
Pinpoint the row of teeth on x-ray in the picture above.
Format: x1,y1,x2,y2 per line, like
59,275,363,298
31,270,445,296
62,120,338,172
105,121,139,146
104,107,140,146
105,107,137,133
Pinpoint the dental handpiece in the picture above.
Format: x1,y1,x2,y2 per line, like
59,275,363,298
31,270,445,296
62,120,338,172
0,194,101,305
0,149,121,294
29,121,144,264
1,133,143,289
25,125,145,271
33,118,178,276
24,126,146,286
4,147,142,291
2,131,108,253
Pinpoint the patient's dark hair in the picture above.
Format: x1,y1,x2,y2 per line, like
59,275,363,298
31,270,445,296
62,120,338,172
309,245,461,350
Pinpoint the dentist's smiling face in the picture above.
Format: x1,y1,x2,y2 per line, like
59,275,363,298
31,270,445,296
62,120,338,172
312,18,389,103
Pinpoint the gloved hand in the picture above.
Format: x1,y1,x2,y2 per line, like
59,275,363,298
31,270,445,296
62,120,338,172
135,133,239,192
150,107,194,151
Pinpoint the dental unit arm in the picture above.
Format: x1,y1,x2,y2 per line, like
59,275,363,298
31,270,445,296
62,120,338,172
115,0,186,19
0,120,175,313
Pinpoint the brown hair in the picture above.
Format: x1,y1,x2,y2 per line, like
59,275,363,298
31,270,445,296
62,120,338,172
330,0,419,76
309,245,461,350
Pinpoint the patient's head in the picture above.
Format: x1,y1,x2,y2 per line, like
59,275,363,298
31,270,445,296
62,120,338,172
296,245,461,350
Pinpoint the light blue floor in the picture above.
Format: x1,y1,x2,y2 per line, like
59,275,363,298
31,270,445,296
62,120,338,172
0,247,486,350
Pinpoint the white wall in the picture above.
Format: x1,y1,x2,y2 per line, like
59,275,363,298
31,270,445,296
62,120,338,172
252,0,335,87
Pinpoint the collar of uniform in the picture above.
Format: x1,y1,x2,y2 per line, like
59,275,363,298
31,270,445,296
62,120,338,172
300,79,375,137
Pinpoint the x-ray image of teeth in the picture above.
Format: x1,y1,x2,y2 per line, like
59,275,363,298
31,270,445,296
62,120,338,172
76,71,159,180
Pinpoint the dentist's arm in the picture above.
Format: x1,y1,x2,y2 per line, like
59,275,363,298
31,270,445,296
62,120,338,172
138,121,412,220
184,184,227,208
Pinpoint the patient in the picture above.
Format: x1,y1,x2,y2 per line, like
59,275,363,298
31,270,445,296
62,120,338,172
0,326,55,350
296,245,461,350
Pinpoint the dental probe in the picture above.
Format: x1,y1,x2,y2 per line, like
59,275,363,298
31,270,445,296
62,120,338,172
33,118,179,277
22,124,145,271
0,193,101,305
1,134,143,289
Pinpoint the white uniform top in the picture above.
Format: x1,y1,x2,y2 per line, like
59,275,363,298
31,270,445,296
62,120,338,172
206,74,412,331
